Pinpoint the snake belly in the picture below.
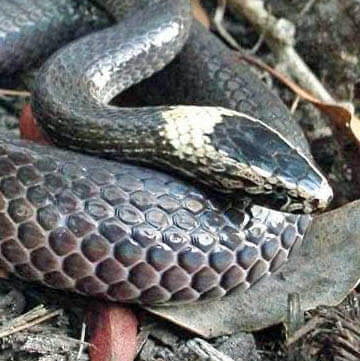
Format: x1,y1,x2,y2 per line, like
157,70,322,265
0,0,329,304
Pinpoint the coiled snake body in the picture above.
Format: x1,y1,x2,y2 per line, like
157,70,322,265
0,0,332,304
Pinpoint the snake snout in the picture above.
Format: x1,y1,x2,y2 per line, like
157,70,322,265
202,110,333,213
288,172,333,213
312,179,333,210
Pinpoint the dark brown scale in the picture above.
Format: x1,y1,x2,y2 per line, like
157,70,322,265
0,139,310,304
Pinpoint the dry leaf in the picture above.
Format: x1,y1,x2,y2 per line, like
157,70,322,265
350,114,360,142
191,0,210,28
19,104,49,144
146,200,360,338
238,54,360,142
0,268,8,279
87,302,138,361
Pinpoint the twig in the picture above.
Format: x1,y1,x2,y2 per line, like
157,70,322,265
286,316,324,346
0,305,62,339
0,88,30,97
227,0,335,104
76,321,87,360
187,338,235,361
136,328,151,356
213,0,242,50
290,95,300,114
299,0,318,17
248,32,265,55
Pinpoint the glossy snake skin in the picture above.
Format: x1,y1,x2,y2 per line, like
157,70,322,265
0,0,330,304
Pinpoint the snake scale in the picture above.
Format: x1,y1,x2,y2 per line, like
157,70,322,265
0,0,332,304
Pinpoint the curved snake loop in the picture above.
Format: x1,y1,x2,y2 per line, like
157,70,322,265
0,0,331,304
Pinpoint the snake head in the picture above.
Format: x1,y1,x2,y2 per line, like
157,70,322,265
209,109,333,213
161,106,333,213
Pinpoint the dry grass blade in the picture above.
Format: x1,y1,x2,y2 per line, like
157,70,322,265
0,305,62,339
0,88,30,97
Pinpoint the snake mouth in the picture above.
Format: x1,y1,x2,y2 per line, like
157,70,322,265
244,176,333,213
292,178,333,213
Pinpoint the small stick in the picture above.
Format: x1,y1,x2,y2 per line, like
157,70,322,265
187,338,235,361
0,306,62,339
0,89,30,97
76,321,87,360
214,0,242,50
227,0,335,104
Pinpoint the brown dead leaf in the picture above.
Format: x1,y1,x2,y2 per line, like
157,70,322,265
349,114,360,143
19,104,49,144
0,268,8,279
146,200,360,338
238,53,360,142
87,302,138,361
191,0,210,29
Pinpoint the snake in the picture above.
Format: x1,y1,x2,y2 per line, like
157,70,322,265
0,0,333,305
